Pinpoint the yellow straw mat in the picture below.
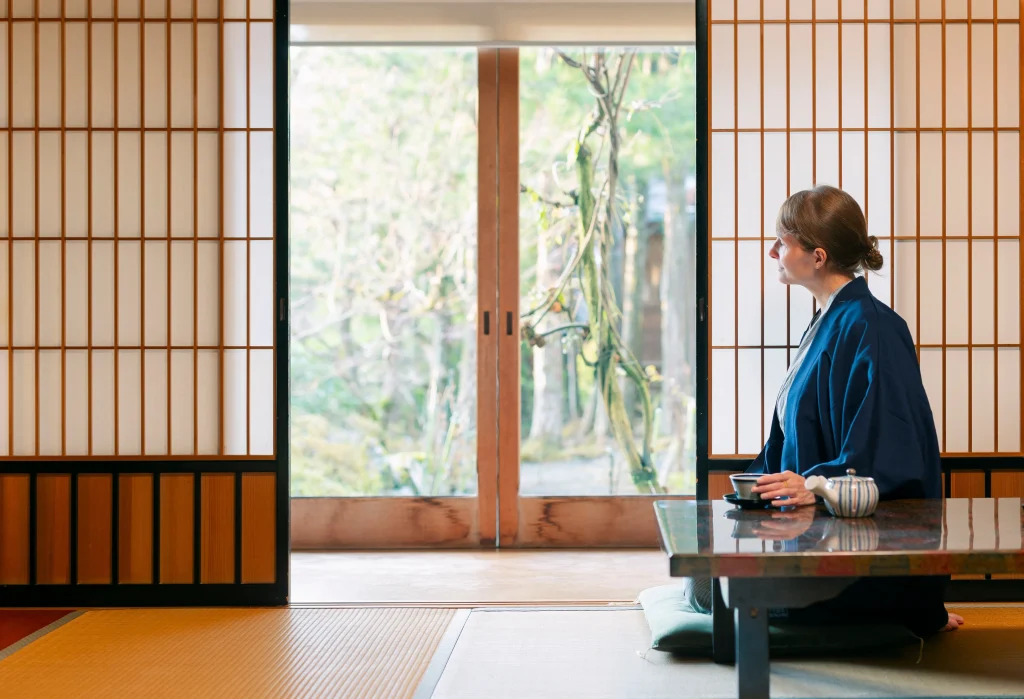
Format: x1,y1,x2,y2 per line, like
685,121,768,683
0,607,455,699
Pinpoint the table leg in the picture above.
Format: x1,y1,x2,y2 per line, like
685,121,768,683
734,602,770,699
711,578,735,665
722,576,857,699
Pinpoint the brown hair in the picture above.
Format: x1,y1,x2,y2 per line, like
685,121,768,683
775,185,883,275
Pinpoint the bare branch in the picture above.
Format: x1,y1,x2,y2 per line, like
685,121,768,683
520,183,576,209
555,49,583,69
612,50,637,122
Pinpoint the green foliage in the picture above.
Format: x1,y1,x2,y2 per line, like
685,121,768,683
290,47,479,497
290,46,697,497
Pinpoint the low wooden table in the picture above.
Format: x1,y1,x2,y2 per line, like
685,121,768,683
653,498,1024,699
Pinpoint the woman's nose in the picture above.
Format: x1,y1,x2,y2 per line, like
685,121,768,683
768,246,779,260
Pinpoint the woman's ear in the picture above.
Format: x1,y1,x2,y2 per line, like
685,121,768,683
813,247,828,269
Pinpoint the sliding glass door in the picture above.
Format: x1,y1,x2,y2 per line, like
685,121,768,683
289,47,496,546
506,46,698,545
288,45,696,548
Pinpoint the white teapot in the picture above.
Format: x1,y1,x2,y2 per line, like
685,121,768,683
804,469,879,518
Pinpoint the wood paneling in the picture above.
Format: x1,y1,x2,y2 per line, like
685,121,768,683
0,474,30,584
159,474,194,584
241,474,275,584
709,472,740,502
291,497,479,549
36,475,71,585
496,48,521,547
201,474,235,584
515,496,694,548
77,475,113,585
992,472,1024,498
119,474,153,584
951,472,987,498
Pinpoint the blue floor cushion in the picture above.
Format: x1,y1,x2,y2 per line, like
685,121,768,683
638,583,921,658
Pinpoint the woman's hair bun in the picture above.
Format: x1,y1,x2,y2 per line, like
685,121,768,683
863,235,884,272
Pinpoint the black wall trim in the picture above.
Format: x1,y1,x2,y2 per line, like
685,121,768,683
273,0,292,605
946,580,1024,603
706,459,752,473
0,584,286,608
695,0,710,503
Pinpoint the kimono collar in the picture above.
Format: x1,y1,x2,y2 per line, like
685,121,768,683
830,275,870,305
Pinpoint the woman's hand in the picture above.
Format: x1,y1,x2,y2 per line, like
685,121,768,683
751,470,817,507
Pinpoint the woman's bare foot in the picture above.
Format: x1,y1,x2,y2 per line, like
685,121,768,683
942,612,965,631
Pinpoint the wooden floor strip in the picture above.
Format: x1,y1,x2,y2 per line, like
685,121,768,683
0,612,83,661
412,609,471,699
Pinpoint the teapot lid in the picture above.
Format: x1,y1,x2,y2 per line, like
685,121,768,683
834,468,874,482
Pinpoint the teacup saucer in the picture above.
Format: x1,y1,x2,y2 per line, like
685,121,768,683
723,492,773,510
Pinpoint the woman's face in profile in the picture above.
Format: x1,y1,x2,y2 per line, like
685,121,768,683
769,232,819,287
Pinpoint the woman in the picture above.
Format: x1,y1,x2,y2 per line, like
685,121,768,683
748,185,962,634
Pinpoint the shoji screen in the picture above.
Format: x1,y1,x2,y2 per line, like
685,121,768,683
0,0,283,605
708,0,1022,463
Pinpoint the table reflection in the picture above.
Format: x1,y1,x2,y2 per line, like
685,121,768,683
657,497,1024,556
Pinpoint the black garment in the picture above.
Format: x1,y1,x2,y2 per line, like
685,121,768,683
785,575,951,637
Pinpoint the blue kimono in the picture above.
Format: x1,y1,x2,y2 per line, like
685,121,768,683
745,276,949,635
747,276,943,501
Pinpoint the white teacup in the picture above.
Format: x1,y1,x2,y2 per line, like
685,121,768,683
729,474,761,501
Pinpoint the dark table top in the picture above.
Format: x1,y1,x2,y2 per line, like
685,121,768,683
654,498,1024,578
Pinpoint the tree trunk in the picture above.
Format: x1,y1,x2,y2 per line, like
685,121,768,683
575,142,658,493
621,187,646,418
528,223,566,442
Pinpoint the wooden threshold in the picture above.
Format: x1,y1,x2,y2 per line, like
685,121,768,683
513,495,695,548
291,497,482,549
290,495,696,549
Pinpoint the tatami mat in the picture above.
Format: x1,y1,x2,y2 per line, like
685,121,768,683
0,607,455,699
426,607,1024,699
